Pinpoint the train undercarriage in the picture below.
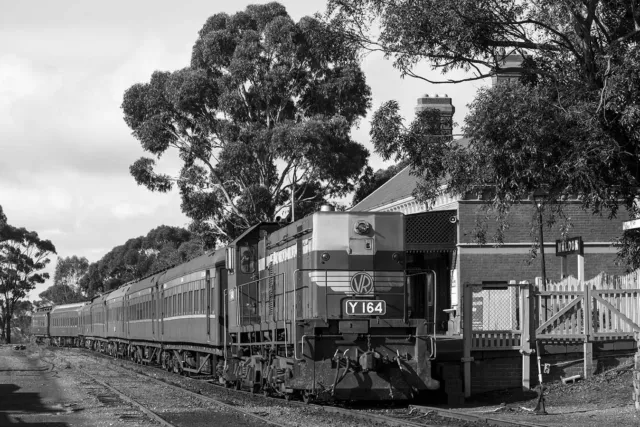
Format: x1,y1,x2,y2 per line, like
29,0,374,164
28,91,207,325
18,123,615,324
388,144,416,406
48,319,443,404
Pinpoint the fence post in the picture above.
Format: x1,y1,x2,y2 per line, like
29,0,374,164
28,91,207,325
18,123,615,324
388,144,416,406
463,283,473,397
634,331,639,411
520,282,532,391
583,284,593,378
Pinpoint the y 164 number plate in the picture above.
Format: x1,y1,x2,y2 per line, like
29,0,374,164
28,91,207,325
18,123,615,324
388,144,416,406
345,300,386,315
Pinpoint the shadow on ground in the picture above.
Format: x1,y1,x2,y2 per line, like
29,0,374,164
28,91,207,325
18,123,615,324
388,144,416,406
0,383,69,426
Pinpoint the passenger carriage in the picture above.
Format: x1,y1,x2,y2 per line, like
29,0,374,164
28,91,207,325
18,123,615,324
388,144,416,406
86,293,109,352
156,251,227,376
105,284,131,357
126,273,160,364
31,306,51,343
50,302,85,347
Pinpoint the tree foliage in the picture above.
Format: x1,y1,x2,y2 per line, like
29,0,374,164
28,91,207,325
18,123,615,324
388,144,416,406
122,2,371,245
54,255,89,289
38,255,89,305
351,159,408,207
329,0,640,265
80,225,204,294
38,284,85,306
0,205,56,343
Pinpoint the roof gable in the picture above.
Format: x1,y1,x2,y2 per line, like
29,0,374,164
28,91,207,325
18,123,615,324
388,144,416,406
350,166,417,211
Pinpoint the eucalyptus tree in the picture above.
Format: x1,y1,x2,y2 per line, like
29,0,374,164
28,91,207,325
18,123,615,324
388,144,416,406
0,206,56,343
123,2,371,244
329,0,640,262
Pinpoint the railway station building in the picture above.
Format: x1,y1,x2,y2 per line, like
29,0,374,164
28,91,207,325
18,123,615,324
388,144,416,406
351,66,630,335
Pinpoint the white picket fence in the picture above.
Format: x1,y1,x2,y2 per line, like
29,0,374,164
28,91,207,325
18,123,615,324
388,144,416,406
537,271,640,340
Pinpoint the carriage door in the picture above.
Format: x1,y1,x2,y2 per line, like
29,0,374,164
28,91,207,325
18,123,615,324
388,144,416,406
160,287,164,336
206,269,212,337
121,297,125,336
213,267,227,343
151,284,156,336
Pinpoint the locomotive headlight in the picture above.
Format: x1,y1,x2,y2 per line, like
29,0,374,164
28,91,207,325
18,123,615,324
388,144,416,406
322,252,331,262
354,220,371,235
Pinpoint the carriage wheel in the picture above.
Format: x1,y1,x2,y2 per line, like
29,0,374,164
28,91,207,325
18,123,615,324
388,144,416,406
302,391,314,404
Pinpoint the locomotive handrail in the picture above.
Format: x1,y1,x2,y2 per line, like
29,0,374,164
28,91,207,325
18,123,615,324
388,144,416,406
223,289,228,369
237,272,286,326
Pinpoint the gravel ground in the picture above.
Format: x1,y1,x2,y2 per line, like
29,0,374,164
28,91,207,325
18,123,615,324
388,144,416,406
1,343,160,426
14,344,617,427
454,362,640,427
42,346,489,427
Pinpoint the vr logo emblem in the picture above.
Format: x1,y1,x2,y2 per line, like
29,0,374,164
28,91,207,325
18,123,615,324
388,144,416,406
350,272,374,295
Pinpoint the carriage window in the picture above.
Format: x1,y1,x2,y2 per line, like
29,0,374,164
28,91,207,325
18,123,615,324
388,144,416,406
239,244,256,274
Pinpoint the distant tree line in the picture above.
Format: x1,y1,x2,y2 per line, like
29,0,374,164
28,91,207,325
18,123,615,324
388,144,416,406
37,225,207,303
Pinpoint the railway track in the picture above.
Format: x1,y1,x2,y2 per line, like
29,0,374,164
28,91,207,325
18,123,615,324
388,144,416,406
48,346,547,427
78,367,283,427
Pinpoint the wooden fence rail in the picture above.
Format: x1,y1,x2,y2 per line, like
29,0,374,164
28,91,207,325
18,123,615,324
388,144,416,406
536,272,640,341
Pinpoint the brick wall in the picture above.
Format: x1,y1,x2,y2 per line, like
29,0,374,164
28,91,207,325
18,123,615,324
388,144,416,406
459,253,626,287
469,351,522,394
458,201,629,244
450,342,639,397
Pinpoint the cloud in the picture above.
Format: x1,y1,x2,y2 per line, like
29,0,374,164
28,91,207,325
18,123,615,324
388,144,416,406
111,202,158,219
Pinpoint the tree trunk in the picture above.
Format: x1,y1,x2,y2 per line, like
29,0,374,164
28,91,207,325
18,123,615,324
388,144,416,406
5,315,11,344
3,299,12,344
0,301,6,343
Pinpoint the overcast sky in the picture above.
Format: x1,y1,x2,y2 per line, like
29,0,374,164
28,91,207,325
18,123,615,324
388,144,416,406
0,0,485,299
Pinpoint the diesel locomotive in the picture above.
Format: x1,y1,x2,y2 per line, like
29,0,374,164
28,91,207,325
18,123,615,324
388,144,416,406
32,209,440,401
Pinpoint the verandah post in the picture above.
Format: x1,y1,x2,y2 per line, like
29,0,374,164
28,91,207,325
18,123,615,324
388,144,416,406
520,281,532,390
463,283,473,397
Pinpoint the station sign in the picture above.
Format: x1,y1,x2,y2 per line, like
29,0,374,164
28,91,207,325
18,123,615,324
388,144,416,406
623,219,640,231
555,237,583,256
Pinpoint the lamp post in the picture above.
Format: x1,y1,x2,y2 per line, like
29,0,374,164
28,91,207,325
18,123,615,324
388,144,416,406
533,190,547,290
